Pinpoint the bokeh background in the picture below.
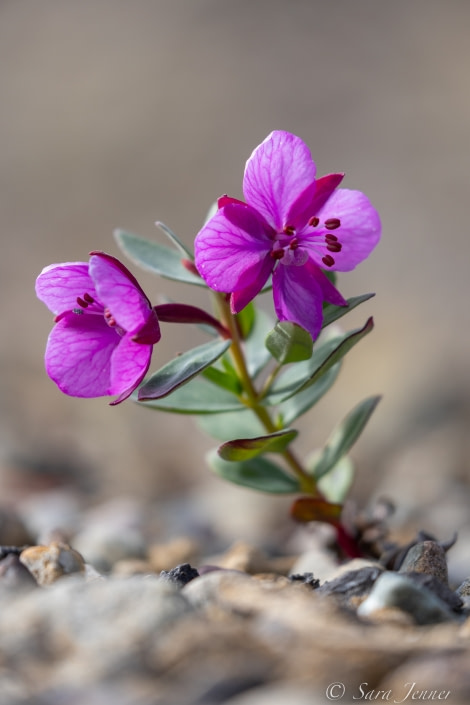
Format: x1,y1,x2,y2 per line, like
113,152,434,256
1,0,469,564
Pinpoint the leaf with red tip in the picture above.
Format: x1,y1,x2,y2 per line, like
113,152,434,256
217,429,298,462
290,497,343,524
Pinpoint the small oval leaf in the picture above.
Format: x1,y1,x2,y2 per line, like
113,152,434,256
217,429,298,462
209,451,301,494
138,339,231,400
265,321,313,365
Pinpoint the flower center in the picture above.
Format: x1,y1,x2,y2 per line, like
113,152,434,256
73,293,125,335
270,231,309,266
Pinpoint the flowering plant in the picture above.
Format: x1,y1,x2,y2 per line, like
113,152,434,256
36,131,381,556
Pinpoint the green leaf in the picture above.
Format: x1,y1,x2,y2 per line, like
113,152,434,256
266,317,374,403
322,293,375,330
317,456,354,504
208,450,301,494
202,365,242,395
278,362,341,425
309,395,381,479
137,376,244,414
196,410,265,441
154,221,194,259
138,339,231,401
265,322,313,365
244,308,275,377
236,301,256,339
217,429,298,462
114,229,205,287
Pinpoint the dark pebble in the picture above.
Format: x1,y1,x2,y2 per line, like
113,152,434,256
289,572,320,589
317,566,382,603
160,563,199,587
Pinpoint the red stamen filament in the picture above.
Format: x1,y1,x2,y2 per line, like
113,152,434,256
308,216,320,227
283,225,295,235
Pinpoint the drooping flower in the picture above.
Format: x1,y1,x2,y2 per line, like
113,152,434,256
195,130,381,339
35,251,161,404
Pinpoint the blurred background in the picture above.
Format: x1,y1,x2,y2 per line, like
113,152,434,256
1,0,469,566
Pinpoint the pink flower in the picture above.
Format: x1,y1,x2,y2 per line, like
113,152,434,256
195,131,381,339
35,251,161,405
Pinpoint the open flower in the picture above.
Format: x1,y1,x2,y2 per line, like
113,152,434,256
36,251,161,404
195,130,381,339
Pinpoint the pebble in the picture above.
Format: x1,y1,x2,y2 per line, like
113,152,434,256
160,562,199,587
399,540,449,584
0,553,37,589
317,565,384,609
456,577,470,597
403,571,463,612
357,571,458,625
19,542,85,586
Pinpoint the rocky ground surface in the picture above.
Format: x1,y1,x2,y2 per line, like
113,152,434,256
1,494,470,705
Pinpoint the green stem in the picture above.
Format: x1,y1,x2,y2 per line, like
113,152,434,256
215,294,319,495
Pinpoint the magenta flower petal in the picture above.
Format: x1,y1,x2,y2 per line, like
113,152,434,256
243,131,317,231
307,189,381,271
272,261,326,340
89,252,158,337
287,172,345,231
195,204,272,293
45,312,119,398
109,333,153,404
230,254,274,314
36,263,96,315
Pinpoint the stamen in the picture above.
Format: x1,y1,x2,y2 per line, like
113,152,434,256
326,242,342,253
322,254,335,267
104,308,116,327
324,218,341,230
270,248,285,260
283,225,295,235
325,234,338,243
83,293,95,304
76,296,89,308
289,238,299,250
308,216,319,227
